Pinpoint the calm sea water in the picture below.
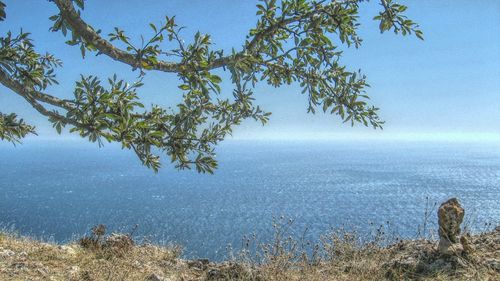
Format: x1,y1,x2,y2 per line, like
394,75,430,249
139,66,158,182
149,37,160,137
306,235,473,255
0,140,499,259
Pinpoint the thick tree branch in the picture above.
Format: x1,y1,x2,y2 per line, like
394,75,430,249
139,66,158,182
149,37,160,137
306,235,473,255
52,0,330,73
53,0,182,72
0,67,79,126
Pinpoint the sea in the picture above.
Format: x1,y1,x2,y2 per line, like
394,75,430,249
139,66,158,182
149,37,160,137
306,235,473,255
0,139,499,260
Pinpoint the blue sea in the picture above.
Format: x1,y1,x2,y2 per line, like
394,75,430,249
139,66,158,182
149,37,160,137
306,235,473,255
0,140,499,260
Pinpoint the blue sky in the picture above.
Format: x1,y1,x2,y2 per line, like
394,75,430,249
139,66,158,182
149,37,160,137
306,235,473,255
1,0,499,142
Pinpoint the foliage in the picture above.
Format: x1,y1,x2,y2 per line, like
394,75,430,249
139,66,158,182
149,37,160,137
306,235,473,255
0,30,62,91
0,1,5,22
0,0,422,172
0,112,36,144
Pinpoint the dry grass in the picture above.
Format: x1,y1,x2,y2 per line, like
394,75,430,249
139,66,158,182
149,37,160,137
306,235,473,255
225,218,499,281
0,230,183,281
0,222,498,281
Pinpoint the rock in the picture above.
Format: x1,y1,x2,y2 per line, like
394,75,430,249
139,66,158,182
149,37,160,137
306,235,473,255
198,258,210,265
147,273,168,281
105,233,134,252
59,245,77,255
484,258,500,271
11,262,28,271
460,235,474,255
35,262,49,276
187,259,210,270
18,251,28,258
387,257,417,273
36,267,48,276
437,198,464,256
68,265,80,277
0,249,15,257
427,258,453,272
206,262,250,280
207,268,223,280
438,198,464,243
439,239,463,256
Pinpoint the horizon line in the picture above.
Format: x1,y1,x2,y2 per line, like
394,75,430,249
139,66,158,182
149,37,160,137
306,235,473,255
6,132,500,144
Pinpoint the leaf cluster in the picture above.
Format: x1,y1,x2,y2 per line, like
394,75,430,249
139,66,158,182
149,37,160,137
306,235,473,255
0,1,5,21
0,112,36,144
0,31,62,91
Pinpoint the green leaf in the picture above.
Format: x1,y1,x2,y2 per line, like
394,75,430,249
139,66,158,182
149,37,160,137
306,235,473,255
178,84,190,90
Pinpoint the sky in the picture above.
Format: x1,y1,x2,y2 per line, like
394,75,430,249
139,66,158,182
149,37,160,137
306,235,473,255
0,0,499,142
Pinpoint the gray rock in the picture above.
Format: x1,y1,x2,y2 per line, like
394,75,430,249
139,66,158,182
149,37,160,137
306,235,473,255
484,258,500,271
11,262,28,271
18,251,28,258
58,245,77,255
67,265,80,278
105,233,134,251
147,273,165,281
427,258,452,272
438,239,463,256
391,257,417,271
437,198,465,256
187,259,210,270
0,249,15,257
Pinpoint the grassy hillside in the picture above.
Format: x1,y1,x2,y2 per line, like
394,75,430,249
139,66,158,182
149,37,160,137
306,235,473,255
0,224,498,281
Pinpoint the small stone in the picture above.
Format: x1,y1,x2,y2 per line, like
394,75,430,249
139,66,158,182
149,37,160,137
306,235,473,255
11,262,28,271
207,268,223,279
197,258,210,265
105,233,134,252
187,259,208,270
36,267,49,276
206,262,248,280
484,258,500,271
18,251,28,258
428,258,452,272
59,245,76,255
34,262,49,275
460,235,474,255
68,265,80,277
439,239,463,256
392,257,417,271
0,249,15,257
147,273,165,281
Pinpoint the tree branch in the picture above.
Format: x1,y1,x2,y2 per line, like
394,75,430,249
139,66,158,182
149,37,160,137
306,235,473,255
53,0,183,72
0,67,79,126
52,0,330,73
